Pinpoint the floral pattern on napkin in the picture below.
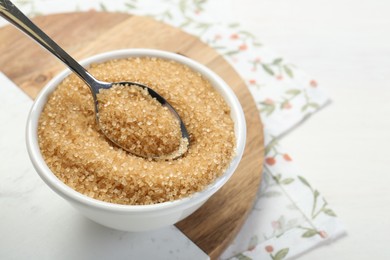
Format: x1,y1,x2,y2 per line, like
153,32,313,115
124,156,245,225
223,134,345,259
8,0,345,259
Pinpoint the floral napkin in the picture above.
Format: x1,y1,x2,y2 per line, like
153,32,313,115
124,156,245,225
5,0,346,259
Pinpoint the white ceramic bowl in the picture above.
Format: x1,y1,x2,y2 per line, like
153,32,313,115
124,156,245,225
26,49,246,232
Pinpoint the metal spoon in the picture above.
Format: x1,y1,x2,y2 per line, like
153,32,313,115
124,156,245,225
0,0,190,160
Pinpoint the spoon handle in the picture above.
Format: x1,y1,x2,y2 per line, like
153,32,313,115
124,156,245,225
0,0,103,92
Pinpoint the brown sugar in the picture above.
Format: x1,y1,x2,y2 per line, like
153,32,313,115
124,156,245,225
38,57,235,205
97,84,184,158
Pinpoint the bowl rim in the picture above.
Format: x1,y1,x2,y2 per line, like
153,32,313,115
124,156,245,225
26,48,246,214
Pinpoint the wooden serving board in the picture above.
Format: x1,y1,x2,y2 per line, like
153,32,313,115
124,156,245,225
0,12,264,259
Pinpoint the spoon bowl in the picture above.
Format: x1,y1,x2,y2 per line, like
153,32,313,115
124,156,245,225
0,0,189,159
92,80,190,160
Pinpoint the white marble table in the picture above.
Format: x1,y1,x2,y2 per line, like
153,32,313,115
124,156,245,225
223,0,390,259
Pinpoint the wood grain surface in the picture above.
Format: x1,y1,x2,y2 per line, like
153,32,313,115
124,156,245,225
0,12,264,259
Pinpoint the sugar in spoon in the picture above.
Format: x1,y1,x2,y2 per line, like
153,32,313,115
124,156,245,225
0,0,190,160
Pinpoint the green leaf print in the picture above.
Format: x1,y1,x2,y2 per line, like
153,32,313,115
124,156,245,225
280,178,294,185
273,58,283,65
225,50,240,56
179,0,187,13
274,248,289,260
164,11,173,20
180,19,192,28
99,3,107,11
264,137,279,155
265,104,276,116
283,65,294,78
309,102,320,109
262,64,275,76
301,104,309,112
235,253,252,260
323,208,337,217
298,176,311,189
194,0,207,11
302,102,320,112
238,30,255,38
124,3,136,9
262,190,282,198
273,175,294,185
228,22,240,28
258,101,276,117
285,89,301,95
302,229,318,238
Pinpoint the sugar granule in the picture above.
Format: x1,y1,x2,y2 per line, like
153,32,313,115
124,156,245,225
38,57,236,205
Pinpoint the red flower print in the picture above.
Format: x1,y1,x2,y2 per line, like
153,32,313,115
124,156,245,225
282,102,292,110
265,245,274,253
249,79,256,85
319,231,328,238
214,34,222,40
276,75,283,80
265,157,276,166
310,80,318,87
255,57,261,63
230,33,239,40
264,98,274,105
239,44,248,51
283,154,292,161
271,221,281,229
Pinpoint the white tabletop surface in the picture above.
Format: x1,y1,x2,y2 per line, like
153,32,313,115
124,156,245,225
223,0,390,259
